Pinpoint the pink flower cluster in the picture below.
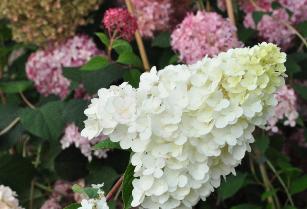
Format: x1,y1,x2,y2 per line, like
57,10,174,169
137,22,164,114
171,11,241,64
131,0,172,38
279,0,307,23
267,85,299,133
241,1,295,50
103,8,138,41
257,9,295,50
26,35,100,99
217,0,272,13
40,180,84,209
60,123,108,161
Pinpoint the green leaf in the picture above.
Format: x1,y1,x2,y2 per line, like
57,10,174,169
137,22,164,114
123,69,141,88
252,11,266,25
293,84,307,100
218,173,247,200
261,188,277,201
63,67,82,82
0,80,32,94
94,139,121,150
285,57,301,76
96,32,110,47
63,99,87,129
169,55,178,65
81,63,126,94
290,175,307,194
122,163,135,209
81,56,109,71
271,2,282,9
231,204,261,209
19,101,65,140
112,39,133,54
288,52,307,63
0,154,35,195
297,21,307,37
117,52,142,68
72,184,99,199
238,28,256,43
86,165,119,191
283,206,297,209
63,203,81,209
152,32,171,48
255,133,270,154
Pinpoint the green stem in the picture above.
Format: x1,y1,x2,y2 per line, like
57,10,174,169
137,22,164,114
34,145,42,168
107,31,117,61
280,20,307,48
259,164,278,209
266,160,295,207
198,0,205,10
259,164,280,209
0,117,20,136
249,153,262,185
29,180,35,209
20,92,35,109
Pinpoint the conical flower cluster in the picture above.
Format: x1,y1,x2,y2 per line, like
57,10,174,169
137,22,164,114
82,43,286,209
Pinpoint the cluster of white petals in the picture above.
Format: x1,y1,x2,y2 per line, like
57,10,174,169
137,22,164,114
0,185,23,209
78,184,109,209
82,43,286,209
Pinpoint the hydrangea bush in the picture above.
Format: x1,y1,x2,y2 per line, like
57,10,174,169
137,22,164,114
1,1,307,209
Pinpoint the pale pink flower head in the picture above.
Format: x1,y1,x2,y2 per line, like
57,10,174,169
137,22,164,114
131,0,172,38
171,11,241,64
218,0,272,12
257,9,295,50
239,0,272,13
103,8,137,41
40,198,61,209
278,0,307,23
26,35,100,99
267,85,299,133
60,123,108,161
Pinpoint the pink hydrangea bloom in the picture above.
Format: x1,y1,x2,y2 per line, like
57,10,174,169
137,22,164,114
40,198,61,209
26,35,100,99
239,0,272,13
61,123,108,161
278,0,307,23
257,9,295,50
217,0,272,12
131,0,172,38
40,180,84,209
240,0,272,29
103,8,137,41
171,11,241,64
267,85,299,133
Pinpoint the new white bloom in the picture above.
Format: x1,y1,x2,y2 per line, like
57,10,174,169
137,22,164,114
78,184,109,209
0,185,23,209
82,43,286,209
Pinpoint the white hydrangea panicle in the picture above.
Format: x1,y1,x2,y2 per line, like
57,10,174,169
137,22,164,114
82,43,286,209
0,185,24,209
